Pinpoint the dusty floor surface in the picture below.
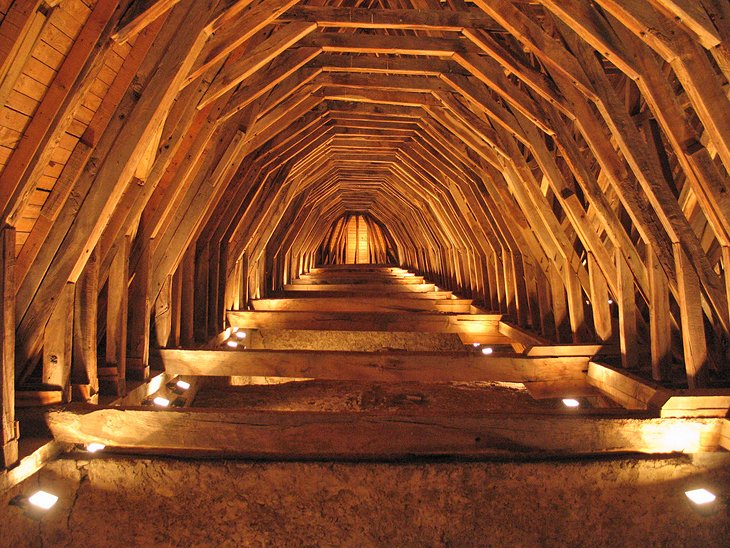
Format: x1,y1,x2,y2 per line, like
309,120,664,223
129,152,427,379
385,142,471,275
1,454,728,547
193,380,566,413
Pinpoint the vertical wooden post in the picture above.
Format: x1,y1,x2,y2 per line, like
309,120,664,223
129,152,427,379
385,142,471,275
170,264,182,348
180,246,195,346
127,238,150,381
42,282,74,401
194,244,209,342
565,260,590,343
1,227,18,468
723,246,730,340
549,265,570,342
535,268,555,338
648,247,671,381
72,248,99,402
674,243,709,388
588,253,612,342
616,249,638,369
154,275,172,349
104,235,130,396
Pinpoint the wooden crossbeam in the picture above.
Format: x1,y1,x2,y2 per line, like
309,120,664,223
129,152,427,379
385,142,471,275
156,348,588,383
251,296,472,313
46,405,724,458
227,311,506,337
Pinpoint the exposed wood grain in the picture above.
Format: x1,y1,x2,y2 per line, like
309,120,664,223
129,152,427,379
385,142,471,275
46,405,724,457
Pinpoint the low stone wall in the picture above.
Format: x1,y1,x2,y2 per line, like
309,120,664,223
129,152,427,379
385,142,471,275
2,454,728,547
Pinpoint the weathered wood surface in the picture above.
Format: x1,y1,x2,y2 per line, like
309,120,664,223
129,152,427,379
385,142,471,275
0,228,17,467
46,405,724,458
251,297,472,313
227,310,505,336
155,348,588,383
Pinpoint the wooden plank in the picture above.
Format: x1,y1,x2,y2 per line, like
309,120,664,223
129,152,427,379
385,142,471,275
155,348,589,383
41,282,74,399
0,440,70,493
648,246,671,381
46,405,724,457
659,392,730,418
673,243,709,388
104,235,130,396
199,21,318,107
526,344,620,358
281,283,437,293
588,253,612,342
71,247,98,402
587,362,662,410
251,296,473,314
616,249,638,369
227,310,505,336
184,0,301,86
0,227,17,467
112,0,180,43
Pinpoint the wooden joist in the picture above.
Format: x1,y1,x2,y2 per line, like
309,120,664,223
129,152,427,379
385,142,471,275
251,296,473,314
46,405,724,458
0,227,17,468
227,310,506,338
155,348,588,383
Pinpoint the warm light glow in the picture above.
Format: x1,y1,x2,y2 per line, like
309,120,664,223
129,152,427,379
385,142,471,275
685,488,716,505
153,396,170,407
562,398,580,408
176,380,191,390
28,491,58,510
226,340,238,348
235,331,246,339
86,442,105,453
608,299,614,304
481,347,493,355
472,343,480,347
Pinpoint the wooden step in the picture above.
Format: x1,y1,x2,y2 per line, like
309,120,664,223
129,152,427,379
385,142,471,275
292,275,425,285
227,310,506,338
47,405,721,459
282,283,437,293
275,290,455,300
156,349,588,383
251,297,473,313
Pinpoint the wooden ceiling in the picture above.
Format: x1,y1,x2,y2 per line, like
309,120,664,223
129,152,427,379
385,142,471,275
0,0,729,402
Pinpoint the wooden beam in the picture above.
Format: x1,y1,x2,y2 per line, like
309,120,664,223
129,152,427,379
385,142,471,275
41,282,74,400
616,249,638,369
72,248,99,402
0,227,17,468
588,253,612,342
104,236,130,396
251,296,473,314
155,348,588,383
587,362,662,410
199,21,318,107
46,405,724,457
648,246,671,381
227,310,506,338
674,243,709,388
113,0,180,43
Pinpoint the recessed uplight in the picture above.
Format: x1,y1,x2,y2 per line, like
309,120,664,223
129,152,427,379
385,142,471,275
472,342,480,347
481,347,493,355
226,340,238,348
235,331,246,339
176,380,191,390
86,442,105,453
562,398,580,408
153,396,170,407
28,491,58,510
608,299,614,304
685,488,716,505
